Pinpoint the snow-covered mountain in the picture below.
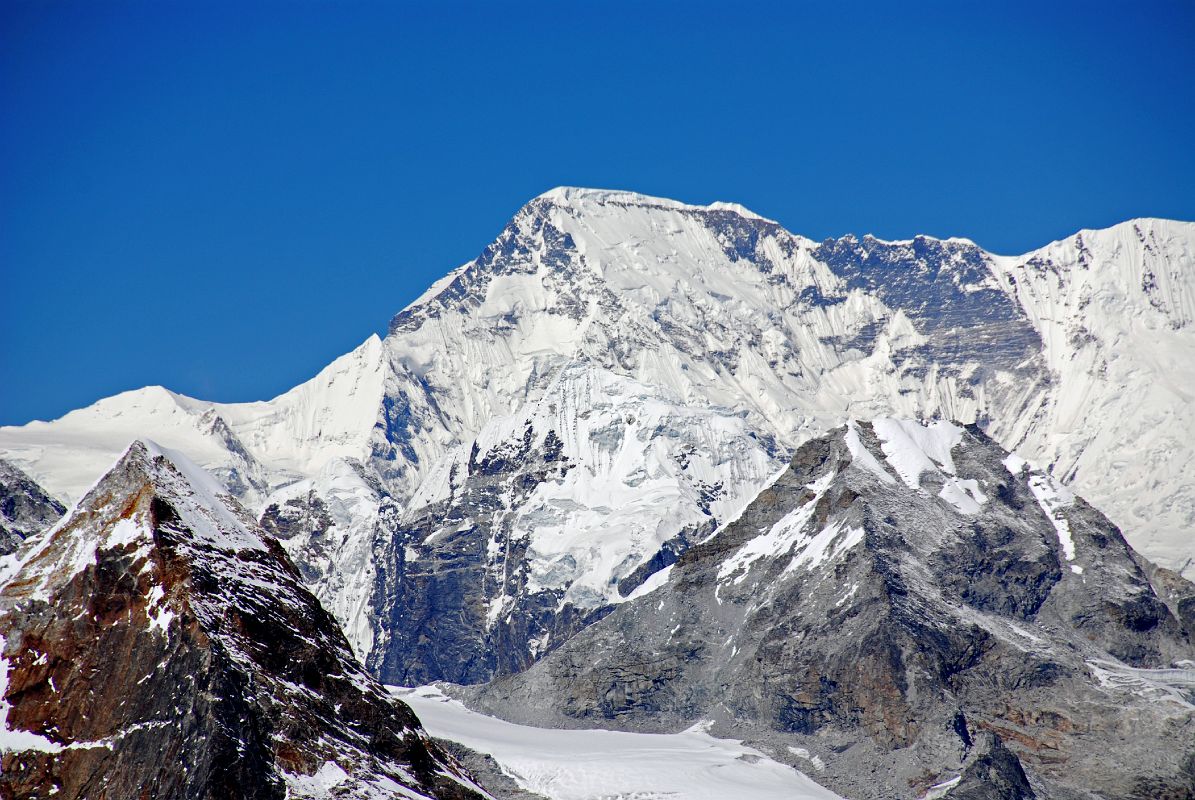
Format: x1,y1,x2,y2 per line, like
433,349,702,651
367,361,778,683
0,441,485,800
465,420,1195,799
2,188,1192,681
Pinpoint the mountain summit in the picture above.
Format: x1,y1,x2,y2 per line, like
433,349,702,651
1,191,1192,686
0,441,484,800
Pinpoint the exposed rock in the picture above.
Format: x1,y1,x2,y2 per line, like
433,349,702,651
467,421,1195,799
367,363,775,685
0,460,65,555
0,442,486,800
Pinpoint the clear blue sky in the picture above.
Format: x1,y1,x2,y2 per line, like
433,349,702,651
3,1,1193,425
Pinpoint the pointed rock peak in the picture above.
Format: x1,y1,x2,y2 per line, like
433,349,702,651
0,441,486,800
0,439,263,605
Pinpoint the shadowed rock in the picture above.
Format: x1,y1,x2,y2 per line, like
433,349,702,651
467,421,1195,800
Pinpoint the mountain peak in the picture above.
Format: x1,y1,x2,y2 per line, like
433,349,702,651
0,441,485,799
533,185,776,222
468,419,1195,799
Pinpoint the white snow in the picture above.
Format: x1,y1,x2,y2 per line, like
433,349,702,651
919,775,962,800
282,761,350,794
872,418,964,483
423,362,780,612
844,423,896,485
142,440,265,552
868,418,987,515
1002,452,1028,475
1086,658,1195,710
1027,473,1077,561
938,478,987,516
718,473,834,584
786,746,826,772
395,686,845,800
0,333,389,509
625,564,674,600
268,457,383,659
989,219,1195,577
789,522,865,572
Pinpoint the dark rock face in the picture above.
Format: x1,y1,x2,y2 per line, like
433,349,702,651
468,422,1195,800
0,443,485,800
368,422,585,685
0,460,65,555
260,488,336,585
813,235,1043,371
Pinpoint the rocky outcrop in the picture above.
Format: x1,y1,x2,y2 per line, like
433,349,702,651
0,442,486,800
0,460,64,556
367,362,776,685
3,192,1193,689
467,421,1195,799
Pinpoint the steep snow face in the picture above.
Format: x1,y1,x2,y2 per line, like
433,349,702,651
215,333,391,480
383,188,1036,457
411,362,780,611
377,193,1193,580
262,457,393,660
367,362,782,684
989,219,1195,577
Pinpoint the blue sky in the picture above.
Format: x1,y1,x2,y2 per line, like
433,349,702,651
3,0,1193,425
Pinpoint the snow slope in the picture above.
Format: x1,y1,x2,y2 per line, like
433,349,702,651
988,221,1195,575
2,189,1192,674
0,333,389,508
395,686,844,800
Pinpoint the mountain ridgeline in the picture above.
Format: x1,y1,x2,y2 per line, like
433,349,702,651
0,443,484,800
467,421,1195,799
1,189,1193,799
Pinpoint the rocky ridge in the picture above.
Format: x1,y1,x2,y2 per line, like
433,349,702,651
466,420,1195,800
1,190,1192,685
0,441,486,800
0,460,64,556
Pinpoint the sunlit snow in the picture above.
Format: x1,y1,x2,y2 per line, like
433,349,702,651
395,686,845,800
